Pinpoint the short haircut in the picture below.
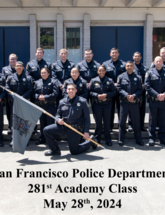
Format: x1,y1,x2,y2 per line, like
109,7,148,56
16,61,24,66
41,67,50,74
9,53,18,60
67,83,77,89
110,48,119,53
133,52,141,56
126,61,134,65
97,64,106,71
84,48,93,54
59,48,68,54
71,67,80,73
160,47,165,52
36,47,44,54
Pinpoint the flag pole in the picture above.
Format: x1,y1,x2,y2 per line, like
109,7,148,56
0,85,105,149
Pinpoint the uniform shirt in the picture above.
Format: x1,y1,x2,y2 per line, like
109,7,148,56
56,95,90,133
117,72,143,99
150,61,165,69
33,76,59,102
133,62,149,84
76,60,100,83
1,65,16,80
6,72,33,100
62,76,88,99
51,59,75,84
0,74,6,101
145,67,165,98
89,75,116,104
103,59,126,83
26,59,52,82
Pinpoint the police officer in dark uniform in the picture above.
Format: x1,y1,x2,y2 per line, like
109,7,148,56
76,49,100,86
26,47,52,81
51,49,75,105
43,83,96,156
103,48,126,131
63,68,88,99
1,54,18,134
0,74,6,147
145,56,165,146
117,61,143,146
33,68,59,145
6,61,33,147
128,52,148,132
150,47,165,69
89,65,116,146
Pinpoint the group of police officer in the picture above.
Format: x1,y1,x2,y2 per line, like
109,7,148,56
0,46,165,156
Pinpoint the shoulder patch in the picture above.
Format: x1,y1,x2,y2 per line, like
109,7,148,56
145,72,149,79
117,77,119,83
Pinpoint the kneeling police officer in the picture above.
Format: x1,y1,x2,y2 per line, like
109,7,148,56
43,83,96,156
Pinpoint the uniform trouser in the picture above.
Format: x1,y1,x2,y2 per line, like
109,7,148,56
0,105,3,141
111,94,120,129
43,124,91,155
148,100,165,141
93,102,112,143
119,102,142,142
39,105,56,141
128,90,146,128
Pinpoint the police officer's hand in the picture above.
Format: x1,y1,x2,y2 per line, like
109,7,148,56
142,84,145,90
87,83,90,88
127,95,135,103
114,83,117,88
38,95,45,101
0,98,1,102
57,118,64,125
83,132,90,140
157,94,165,101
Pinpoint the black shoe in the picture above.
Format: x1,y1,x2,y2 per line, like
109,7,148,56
106,141,112,146
7,129,12,135
136,141,144,146
149,139,155,146
9,141,13,147
141,127,147,132
128,126,133,132
0,141,4,147
44,147,61,156
118,141,124,146
160,140,165,145
90,135,97,149
35,139,45,145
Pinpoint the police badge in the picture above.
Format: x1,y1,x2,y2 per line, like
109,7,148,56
134,78,137,81
106,81,110,85
77,103,81,106
79,83,83,87
23,78,26,82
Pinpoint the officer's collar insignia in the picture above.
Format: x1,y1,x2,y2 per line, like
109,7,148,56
106,81,110,85
79,83,83,87
48,83,51,85
94,65,96,68
44,65,47,68
5,71,8,73
77,103,81,106
68,66,71,68
134,78,137,81
23,78,26,81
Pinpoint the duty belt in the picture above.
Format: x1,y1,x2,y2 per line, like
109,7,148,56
120,97,142,104
151,97,165,101
94,97,112,104
71,124,84,130
34,100,56,105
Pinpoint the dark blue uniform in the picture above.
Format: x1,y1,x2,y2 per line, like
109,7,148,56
76,60,100,83
128,63,149,129
89,76,116,144
6,72,33,133
145,68,165,143
1,65,17,131
0,75,6,145
103,59,126,130
51,60,75,84
33,77,59,142
26,59,52,82
43,95,91,155
117,72,143,144
63,76,88,99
